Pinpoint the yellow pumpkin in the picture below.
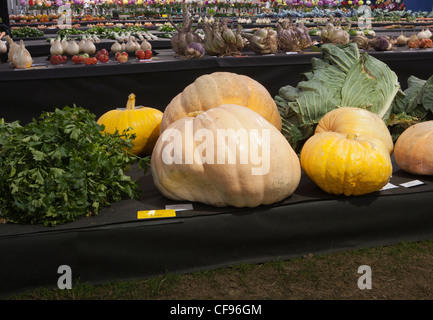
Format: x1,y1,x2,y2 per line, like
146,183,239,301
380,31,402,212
315,107,394,154
159,72,282,133
151,104,301,207
300,131,392,196
394,121,433,175
97,93,163,156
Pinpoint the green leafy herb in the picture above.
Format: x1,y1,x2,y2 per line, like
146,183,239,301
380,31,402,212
0,106,149,227
11,27,44,38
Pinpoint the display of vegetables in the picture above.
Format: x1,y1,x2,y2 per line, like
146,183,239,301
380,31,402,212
160,72,282,133
151,104,301,207
3,9,433,227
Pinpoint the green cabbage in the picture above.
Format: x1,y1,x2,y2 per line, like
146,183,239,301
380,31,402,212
387,75,433,141
275,43,402,153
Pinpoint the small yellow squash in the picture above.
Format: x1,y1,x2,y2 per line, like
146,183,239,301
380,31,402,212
97,93,163,156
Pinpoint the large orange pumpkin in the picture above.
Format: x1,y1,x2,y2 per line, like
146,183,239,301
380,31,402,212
159,72,282,133
394,121,433,175
151,104,301,207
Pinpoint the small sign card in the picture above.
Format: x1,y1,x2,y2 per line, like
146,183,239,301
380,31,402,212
137,209,176,219
399,180,425,188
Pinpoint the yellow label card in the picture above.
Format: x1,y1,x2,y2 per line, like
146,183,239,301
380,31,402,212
137,209,176,219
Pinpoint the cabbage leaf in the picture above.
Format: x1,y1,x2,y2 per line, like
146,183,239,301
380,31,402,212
275,43,402,152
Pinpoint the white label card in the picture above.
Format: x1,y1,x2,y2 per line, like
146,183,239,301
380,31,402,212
165,204,194,212
399,180,425,188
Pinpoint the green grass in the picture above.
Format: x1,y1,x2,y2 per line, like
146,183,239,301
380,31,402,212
6,239,433,300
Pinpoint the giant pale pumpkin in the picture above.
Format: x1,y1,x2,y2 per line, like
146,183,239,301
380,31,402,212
151,104,301,207
315,107,394,154
394,121,433,175
97,93,163,156
159,72,282,133
300,131,393,196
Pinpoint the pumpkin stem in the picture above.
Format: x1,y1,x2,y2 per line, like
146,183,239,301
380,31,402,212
187,111,203,117
126,93,136,110
346,133,358,140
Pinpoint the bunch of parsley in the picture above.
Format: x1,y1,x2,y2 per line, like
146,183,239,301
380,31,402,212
0,106,149,227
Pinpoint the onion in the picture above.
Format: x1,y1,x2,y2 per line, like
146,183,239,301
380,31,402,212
396,33,407,46
417,29,429,39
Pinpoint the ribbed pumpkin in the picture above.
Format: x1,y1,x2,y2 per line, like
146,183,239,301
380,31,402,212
151,104,301,207
394,121,433,175
300,131,393,196
97,93,163,156
159,72,282,133
315,107,394,154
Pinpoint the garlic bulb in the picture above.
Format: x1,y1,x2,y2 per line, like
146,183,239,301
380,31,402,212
121,41,126,51
12,40,33,69
425,28,432,39
50,39,64,55
66,40,80,56
111,40,122,53
83,39,96,55
141,39,152,51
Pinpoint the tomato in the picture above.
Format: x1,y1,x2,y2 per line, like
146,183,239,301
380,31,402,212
144,49,152,59
115,51,128,63
135,50,146,60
